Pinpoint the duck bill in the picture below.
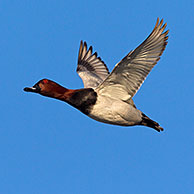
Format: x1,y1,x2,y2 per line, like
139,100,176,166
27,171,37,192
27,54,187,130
23,86,40,93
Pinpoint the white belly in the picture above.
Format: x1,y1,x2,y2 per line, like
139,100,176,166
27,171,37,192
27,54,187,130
88,95,142,126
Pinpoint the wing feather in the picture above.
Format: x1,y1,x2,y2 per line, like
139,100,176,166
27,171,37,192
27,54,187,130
77,41,110,88
96,18,169,101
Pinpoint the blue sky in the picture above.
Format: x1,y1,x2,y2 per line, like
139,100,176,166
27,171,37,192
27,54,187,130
1,0,194,193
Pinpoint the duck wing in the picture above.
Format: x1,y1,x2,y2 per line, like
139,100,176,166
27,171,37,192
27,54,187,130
96,18,169,101
77,41,110,88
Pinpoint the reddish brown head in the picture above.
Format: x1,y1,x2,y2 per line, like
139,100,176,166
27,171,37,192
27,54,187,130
24,79,70,99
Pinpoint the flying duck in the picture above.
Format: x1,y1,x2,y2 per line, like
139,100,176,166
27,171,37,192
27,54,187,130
24,18,168,132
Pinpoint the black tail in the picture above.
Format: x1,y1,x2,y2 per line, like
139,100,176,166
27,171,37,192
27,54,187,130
140,113,164,132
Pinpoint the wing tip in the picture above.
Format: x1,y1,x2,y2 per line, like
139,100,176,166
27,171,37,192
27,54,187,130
152,17,169,57
83,41,87,48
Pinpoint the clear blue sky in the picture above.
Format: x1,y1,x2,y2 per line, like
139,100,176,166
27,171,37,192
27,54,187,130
1,0,193,193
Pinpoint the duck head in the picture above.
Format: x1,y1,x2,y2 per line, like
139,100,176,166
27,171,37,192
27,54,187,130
24,79,69,98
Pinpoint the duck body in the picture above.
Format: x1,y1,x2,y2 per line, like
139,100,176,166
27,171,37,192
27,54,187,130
88,94,142,126
24,80,160,131
28,82,142,126
24,18,169,132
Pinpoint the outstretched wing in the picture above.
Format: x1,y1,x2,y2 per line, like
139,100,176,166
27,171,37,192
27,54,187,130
96,18,169,101
77,41,110,88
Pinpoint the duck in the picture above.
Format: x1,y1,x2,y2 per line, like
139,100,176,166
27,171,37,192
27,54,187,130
24,18,168,132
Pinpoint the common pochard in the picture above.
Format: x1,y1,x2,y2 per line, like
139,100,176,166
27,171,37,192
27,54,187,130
24,18,168,132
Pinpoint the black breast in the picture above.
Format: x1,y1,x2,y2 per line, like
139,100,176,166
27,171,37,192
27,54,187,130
68,88,97,115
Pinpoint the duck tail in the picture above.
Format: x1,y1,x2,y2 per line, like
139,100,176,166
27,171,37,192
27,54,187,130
140,113,164,132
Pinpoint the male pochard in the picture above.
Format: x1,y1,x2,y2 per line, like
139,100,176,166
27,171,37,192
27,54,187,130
24,18,168,132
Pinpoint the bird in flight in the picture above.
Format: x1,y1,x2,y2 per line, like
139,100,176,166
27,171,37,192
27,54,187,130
24,18,168,132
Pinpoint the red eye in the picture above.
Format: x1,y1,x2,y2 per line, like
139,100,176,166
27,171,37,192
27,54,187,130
43,79,48,84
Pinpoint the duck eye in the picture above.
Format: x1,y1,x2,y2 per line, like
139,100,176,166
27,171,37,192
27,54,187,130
42,79,48,84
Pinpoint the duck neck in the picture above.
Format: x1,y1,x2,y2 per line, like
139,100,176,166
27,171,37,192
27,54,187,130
41,84,76,103
40,83,97,114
